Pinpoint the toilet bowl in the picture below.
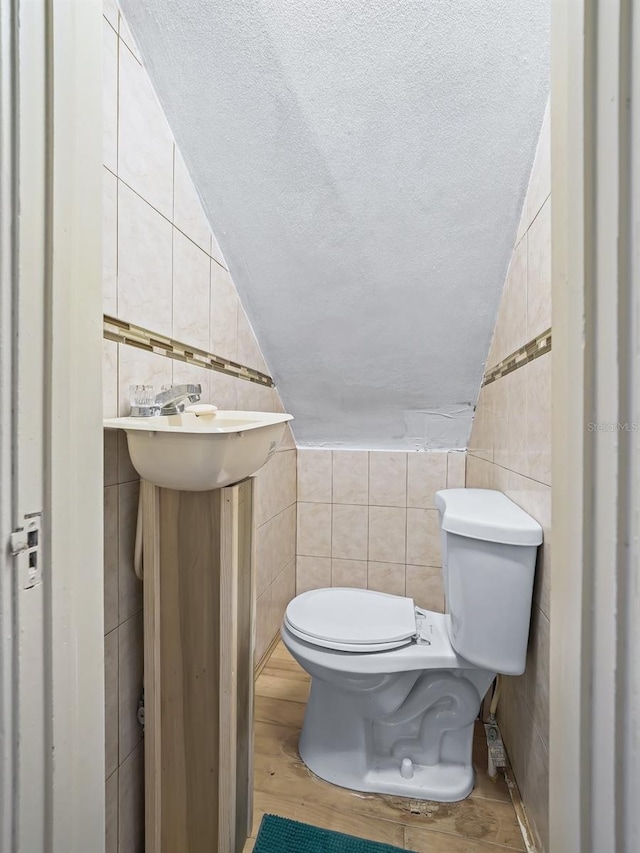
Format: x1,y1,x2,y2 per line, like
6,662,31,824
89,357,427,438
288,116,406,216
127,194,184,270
281,489,543,802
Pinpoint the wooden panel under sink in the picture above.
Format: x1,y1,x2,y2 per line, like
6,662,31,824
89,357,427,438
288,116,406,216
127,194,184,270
142,478,255,853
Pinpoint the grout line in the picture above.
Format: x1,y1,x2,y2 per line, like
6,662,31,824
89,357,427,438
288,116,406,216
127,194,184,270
466,453,551,490
527,191,551,234
104,14,118,37
115,173,212,258
118,737,144,772
118,23,142,67
503,763,539,853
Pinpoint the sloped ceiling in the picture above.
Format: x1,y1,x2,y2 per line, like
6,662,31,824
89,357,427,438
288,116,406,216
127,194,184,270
120,0,549,450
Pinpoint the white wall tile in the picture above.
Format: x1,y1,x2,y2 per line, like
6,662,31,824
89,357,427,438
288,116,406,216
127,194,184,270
465,454,494,489
493,464,511,494
103,20,118,173
118,480,142,622
255,585,272,662
210,234,226,269
526,605,550,747
172,229,210,350
118,742,144,853
526,101,550,227
105,770,118,853
332,450,369,505
296,556,331,594
117,184,172,337
331,559,367,588
103,0,118,30
256,518,275,597
118,612,143,764
103,340,118,419
237,380,275,413
238,307,268,374
118,15,142,64
367,562,405,597
369,452,407,507
485,307,502,371
332,504,368,560
104,485,119,633
210,370,238,410
104,429,119,487
297,449,332,503
210,265,238,360
256,504,297,595
103,169,118,315
271,561,296,634
273,505,296,579
522,727,550,853
492,377,508,469
118,44,173,217
515,198,528,247
297,502,331,558
504,237,527,356
526,353,551,486
255,449,296,526
470,383,495,466
446,451,466,488
407,452,447,509
368,506,406,564
527,198,552,341
406,508,441,567
173,148,211,252
104,628,119,778
117,431,139,484
406,565,444,613
117,345,173,417
279,423,297,452
507,368,528,474
171,361,210,406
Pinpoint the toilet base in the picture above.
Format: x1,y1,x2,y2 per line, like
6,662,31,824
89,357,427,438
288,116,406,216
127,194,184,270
297,666,494,803
300,738,475,801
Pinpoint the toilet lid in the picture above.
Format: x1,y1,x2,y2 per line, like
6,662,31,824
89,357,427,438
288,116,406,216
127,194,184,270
284,588,416,652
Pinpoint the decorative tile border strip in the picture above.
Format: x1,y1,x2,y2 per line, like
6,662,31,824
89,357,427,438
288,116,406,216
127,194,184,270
482,328,552,387
103,315,274,387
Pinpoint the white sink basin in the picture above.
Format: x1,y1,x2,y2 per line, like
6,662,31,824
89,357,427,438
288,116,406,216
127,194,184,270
103,410,293,491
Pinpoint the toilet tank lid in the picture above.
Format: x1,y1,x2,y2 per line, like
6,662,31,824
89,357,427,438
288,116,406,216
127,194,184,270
435,489,543,547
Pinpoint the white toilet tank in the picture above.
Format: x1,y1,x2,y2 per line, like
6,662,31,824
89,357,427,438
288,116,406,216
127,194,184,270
434,489,543,676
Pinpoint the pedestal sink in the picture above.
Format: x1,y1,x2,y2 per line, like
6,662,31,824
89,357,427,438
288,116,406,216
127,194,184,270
103,408,293,853
103,409,292,490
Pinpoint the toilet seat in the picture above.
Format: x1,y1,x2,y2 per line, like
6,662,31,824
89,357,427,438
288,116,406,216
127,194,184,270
284,588,417,652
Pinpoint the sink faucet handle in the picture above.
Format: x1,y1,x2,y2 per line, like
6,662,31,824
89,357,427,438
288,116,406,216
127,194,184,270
154,383,202,415
155,383,201,406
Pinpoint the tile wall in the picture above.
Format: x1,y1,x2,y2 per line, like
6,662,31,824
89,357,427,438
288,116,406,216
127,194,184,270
466,102,551,852
296,450,466,610
102,3,295,850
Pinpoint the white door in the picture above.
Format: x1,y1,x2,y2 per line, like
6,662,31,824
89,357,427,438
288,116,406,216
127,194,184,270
0,3,18,845
551,1,640,851
1,1,104,850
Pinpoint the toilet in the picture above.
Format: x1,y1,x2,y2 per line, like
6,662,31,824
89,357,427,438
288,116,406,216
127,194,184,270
281,488,543,802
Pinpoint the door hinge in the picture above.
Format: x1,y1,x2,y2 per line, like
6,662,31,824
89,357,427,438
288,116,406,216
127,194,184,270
10,513,42,588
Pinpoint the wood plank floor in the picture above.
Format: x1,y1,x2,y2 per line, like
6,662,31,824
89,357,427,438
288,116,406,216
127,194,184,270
243,642,525,853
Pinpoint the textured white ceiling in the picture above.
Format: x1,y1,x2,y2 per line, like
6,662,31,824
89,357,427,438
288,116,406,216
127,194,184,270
120,0,549,450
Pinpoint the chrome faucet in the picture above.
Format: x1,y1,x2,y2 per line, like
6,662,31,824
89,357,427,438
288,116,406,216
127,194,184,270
130,384,202,417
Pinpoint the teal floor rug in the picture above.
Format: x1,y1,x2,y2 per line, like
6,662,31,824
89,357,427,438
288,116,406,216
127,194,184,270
254,814,413,853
